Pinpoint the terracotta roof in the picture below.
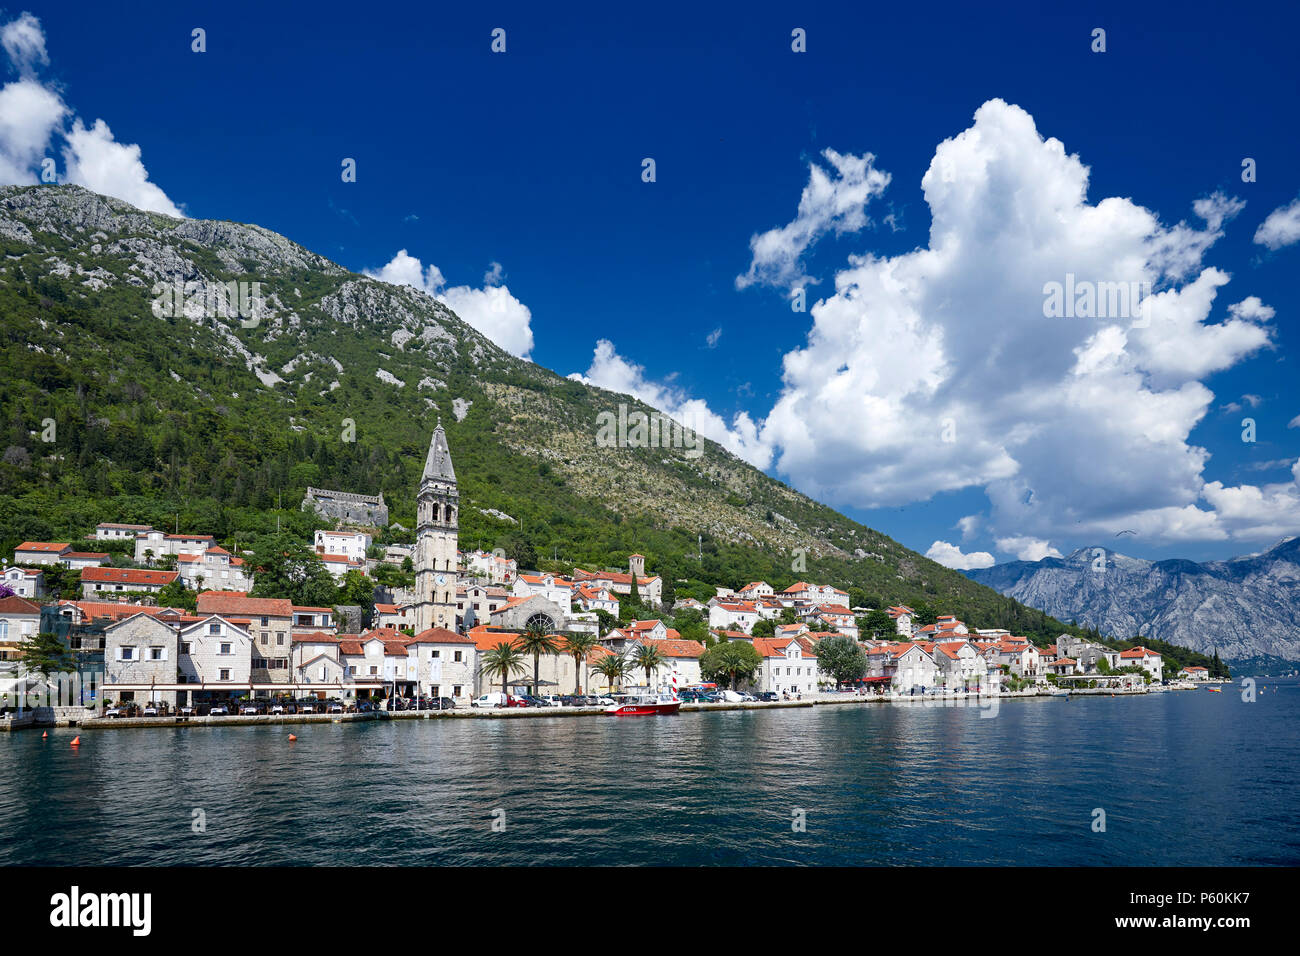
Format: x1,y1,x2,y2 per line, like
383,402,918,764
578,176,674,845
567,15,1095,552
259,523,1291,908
197,591,293,617
643,637,705,658
15,542,69,552
82,567,178,586
291,631,339,643
408,627,475,645
0,595,40,614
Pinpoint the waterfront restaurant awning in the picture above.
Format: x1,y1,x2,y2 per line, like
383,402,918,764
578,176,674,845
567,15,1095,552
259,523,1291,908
855,676,893,684
507,678,558,687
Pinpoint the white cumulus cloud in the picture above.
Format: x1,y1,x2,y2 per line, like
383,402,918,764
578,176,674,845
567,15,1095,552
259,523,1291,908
1254,197,1300,250
925,540,995,570
568,339,772,468
736,148,890,292
748,98,1282,548
0,13,182,216
995,536,1063,562
366,249,535,359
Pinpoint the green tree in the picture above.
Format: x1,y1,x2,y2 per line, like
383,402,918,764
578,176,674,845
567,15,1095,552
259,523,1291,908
248,534,337,606
672,607,707,644
700,641,761,689
860,609,896,640
156,579,197,612
630,641,666,690
480,639,527,695
518,619,561,695
593,608,618,637
562,631,599,694
337,568,375,612
751,618,776,638
18,631,71,678
593,650,629,693
814,634,867,687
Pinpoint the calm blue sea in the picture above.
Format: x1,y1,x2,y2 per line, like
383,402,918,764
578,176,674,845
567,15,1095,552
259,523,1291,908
3,680,1296,866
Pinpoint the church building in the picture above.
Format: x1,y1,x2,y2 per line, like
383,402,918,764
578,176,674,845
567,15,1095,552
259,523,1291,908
413,422,459,633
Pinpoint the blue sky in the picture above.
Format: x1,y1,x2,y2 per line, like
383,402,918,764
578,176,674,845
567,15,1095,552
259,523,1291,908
4,0,1300,565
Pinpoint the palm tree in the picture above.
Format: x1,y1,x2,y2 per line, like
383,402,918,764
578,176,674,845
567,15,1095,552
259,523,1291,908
563,631,600,694
518,620,561,696
480,639,527,695
593,650,628,695
630,642,666,692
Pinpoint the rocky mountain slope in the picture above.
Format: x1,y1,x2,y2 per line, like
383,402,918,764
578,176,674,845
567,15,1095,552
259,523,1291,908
0,184,1161,644
966,539,1300,670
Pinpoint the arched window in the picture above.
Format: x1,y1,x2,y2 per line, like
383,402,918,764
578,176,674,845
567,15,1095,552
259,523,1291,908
525,612,556,633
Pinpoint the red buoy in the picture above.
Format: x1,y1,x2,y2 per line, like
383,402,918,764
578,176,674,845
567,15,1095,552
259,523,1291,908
70,736,80,746
288,734,297,741
42,731,48,738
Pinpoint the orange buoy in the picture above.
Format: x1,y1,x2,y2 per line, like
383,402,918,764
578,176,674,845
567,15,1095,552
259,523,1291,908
42,731,47,738
288,734,297,741
70,736,80,746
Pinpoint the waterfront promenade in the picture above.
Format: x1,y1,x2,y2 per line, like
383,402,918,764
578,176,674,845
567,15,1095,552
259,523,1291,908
0,683,1160,732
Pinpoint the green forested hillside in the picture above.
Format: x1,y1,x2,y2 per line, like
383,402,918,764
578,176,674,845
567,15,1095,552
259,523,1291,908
0,184,1127,647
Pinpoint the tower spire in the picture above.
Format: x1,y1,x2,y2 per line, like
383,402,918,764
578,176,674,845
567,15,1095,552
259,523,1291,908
422,419,455,482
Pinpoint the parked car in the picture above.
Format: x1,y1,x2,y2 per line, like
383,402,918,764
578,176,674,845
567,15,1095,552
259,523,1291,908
757,691,778,702
506,694,529,707
520,695,548,707
434,697,456,709
471,692,509,709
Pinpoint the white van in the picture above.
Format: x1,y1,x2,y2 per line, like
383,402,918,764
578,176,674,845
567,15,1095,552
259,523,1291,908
471,692,509,709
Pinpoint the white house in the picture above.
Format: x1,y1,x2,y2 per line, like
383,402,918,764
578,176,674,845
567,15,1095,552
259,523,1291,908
512,573,575,614
12,542,71,566
887,605,916,637
177,615,254,692
177,546,252,591
708,600,760,634
314,530,371,562
737,581,774,600
404,627,477,702
927,640,990,690
80,567,179,598
573,584,619,616
463,549,517,585
134,532,216,564
2,566,45,599
95,522,153,541
103,612,179,706
0,594,42,664
1118,646,1163,681
866,642,941,693
751,637,820,696
779,582,850,607
1178,665,1209,681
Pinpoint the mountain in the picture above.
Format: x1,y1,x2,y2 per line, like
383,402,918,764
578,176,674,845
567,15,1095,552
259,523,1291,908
0,184,1137,645
966,539,1300,671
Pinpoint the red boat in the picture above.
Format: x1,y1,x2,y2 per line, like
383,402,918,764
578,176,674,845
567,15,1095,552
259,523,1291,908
605,694,681,716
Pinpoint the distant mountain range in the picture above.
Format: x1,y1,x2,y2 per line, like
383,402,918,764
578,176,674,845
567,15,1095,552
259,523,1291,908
966,538,1300,672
